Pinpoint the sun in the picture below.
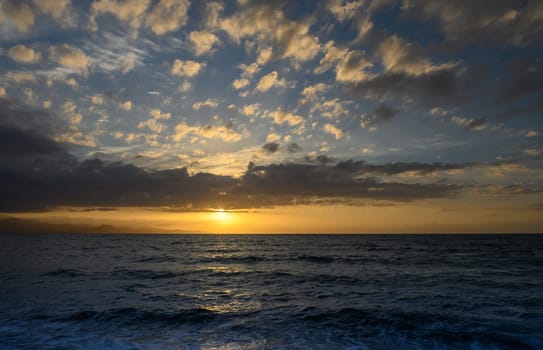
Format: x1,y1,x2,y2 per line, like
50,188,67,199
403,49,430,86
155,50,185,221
213,209,229,222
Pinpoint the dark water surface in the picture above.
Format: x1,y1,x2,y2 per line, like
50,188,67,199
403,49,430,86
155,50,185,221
1,234,542,349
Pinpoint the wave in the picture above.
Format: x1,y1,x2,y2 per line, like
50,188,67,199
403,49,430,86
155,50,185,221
44,268,86,278
59,307,219,325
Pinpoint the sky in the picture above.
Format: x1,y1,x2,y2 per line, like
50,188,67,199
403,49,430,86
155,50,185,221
0,0,542,233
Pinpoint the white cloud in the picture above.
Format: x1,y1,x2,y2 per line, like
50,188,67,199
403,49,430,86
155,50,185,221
173,123,243,142
171,59,205,77
193,99,219,110
240,103,260,117
239,62,260,78
120,100,132,111
378,35,457,75
336,50,373,82
49,44,90,74
33,0,75,27
323,123,343,139
65,77,78,88
300,83,329,104
232,78,250,90
272,109,304,126
314,41,348,74
179,80,192,92
149,108,171,120
3,71,37,84
266,133,281,142
91,95,105,105
147,0,190,35
138,118,166,133
256,46,273,65
525,130,539,138
219,3,321,64
189,30,219,56
523,148,541,156
256,71,286,92
328,0,365,22
0,1,35,34
90,0,151,31
7,45,41,63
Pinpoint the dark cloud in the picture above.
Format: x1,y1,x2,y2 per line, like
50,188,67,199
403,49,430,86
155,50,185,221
0,125,467,211
362,104,399,127
262,142,280,153
403,0,543,48
286,142,302,153
352,67,472,106
0,98,64,135
498,58,543,102
0,125,66,156
334,160,474,175
315,155,335,164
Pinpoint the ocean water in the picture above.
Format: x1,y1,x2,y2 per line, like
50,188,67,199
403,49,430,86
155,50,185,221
0,234,542,350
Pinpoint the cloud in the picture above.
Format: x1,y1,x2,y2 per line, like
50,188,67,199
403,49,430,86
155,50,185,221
171,59,205,77
286,142,302,153
0,0,35,34
403,0,543,47
189,30,219,55
451,116,488,131
498,58,543,102
0,128,464,211
336,50,373,82
300,83,329,104
0,125,67,157
351,65,470,106
0,88,6,98
378,35,457,75
256,71,286,92
240,103,260,117
323,123,344,139
3,71,37,84
523,148,541,157
138,118,166,133
32,0,76,27
328,0,365,22
526,130,540,138
219,2,321,64
49,44,90,74
173,122,243,142
147,0,190,35
7,44,41,63
314,41,348,74
90,0,151,31
91,95,105,105
360,104,399,128
83,32,148,74
232,78,250,90
120,100,132,111
192,99,219,110
262,142,280,153
239,63,260,78
266,133,281,142
272,109,304,126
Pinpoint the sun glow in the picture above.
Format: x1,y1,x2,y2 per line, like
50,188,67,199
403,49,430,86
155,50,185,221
213,209,229,222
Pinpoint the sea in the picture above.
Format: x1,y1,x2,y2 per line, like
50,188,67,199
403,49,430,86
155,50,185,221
0,234,542,350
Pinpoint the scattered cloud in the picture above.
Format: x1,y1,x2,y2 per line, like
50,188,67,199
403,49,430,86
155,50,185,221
189,30,219,56
147,0,190,35
323,123,344,139
171,59,205,77
7,44,41,63
256,71,286,92
49,44,90,74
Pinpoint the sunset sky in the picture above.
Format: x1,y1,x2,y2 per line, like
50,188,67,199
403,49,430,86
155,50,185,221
1,0,542,233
